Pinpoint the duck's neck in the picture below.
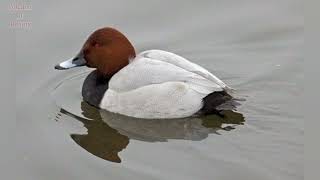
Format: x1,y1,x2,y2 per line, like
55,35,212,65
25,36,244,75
96,70,113,83
97,57,131,78
82,70,110,107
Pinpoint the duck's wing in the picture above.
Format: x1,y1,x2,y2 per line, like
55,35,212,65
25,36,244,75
109,55,224,95
105,53,230,119
139,50,232,91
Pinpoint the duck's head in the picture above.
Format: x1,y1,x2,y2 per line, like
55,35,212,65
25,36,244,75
55,27,136,77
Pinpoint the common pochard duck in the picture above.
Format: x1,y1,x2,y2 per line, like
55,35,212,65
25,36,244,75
55,27,233,119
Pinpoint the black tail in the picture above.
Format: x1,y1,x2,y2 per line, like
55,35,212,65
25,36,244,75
198,91,233,115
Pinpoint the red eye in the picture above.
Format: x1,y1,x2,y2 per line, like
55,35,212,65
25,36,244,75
90,41,100,47
94,43,100,48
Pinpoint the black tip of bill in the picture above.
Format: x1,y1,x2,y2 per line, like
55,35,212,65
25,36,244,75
54,64,67,70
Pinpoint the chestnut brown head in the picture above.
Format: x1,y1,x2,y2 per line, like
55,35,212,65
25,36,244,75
55,27,136,77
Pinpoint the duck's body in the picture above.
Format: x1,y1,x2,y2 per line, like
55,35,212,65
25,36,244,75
101,50,231,118
56,27,233,119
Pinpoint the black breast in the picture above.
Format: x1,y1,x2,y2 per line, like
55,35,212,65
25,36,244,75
82,71,110,107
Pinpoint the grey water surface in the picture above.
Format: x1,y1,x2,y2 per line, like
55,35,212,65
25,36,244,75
14,0,303,180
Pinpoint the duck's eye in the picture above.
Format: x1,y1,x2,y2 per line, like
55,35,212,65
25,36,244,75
90,41,100,47
93,43,100,48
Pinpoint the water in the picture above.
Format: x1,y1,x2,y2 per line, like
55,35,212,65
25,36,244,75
15,0,303,179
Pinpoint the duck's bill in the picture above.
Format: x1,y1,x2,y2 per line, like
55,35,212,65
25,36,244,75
55,56,86,70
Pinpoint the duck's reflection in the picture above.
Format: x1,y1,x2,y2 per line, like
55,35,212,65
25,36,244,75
60,101,244,163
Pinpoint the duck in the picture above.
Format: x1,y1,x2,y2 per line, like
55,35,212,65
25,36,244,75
55,27,234,119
